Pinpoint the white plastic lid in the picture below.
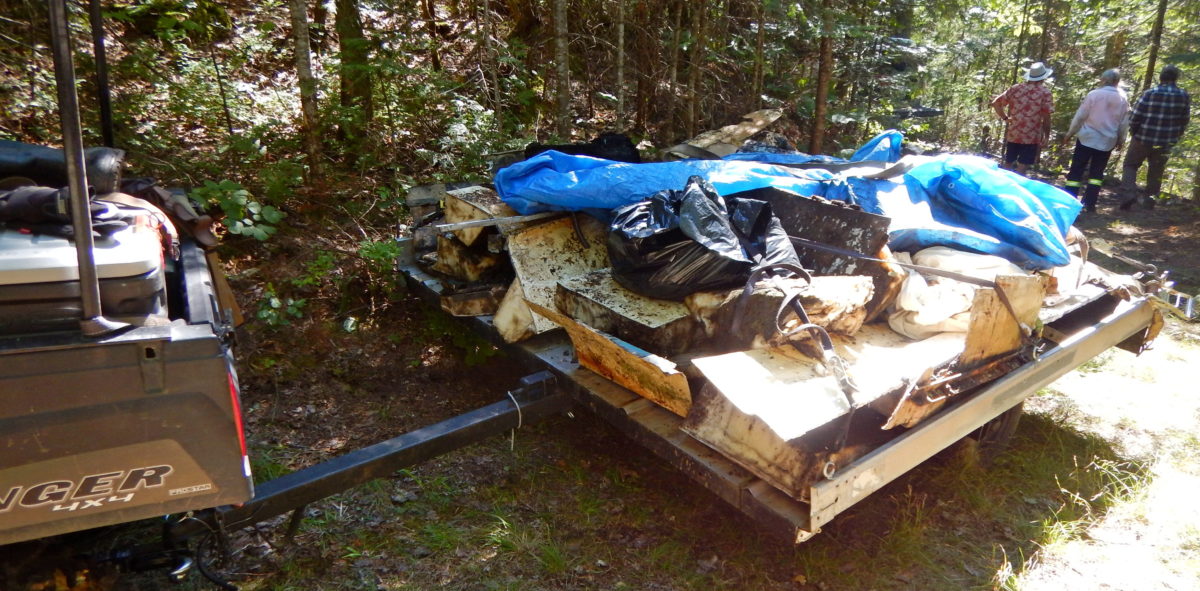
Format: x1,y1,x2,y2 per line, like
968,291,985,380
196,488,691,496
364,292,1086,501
0,224,163,285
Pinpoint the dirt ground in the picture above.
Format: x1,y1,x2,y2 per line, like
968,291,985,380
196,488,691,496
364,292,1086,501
108,186,1200,591
1070,187,1200,297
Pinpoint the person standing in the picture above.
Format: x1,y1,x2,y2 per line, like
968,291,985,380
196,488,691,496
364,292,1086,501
1062,69,1129,213
991,62,1055,176
1120,64,1190,209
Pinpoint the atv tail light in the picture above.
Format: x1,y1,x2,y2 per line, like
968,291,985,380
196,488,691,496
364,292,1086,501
227,372,251,478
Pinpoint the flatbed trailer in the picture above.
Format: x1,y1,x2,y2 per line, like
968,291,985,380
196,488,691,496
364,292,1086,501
398,242,1160,542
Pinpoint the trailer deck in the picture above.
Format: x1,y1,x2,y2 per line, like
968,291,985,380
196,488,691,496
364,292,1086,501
399,245,1158,542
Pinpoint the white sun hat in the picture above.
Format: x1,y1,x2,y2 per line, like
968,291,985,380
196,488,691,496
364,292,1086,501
1025,62,1053,81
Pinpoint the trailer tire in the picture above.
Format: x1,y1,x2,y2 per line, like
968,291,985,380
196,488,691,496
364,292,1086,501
968,401,1024,466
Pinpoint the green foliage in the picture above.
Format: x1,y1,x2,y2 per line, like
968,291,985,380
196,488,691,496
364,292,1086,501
191,179,284,241
106,0,232,44
248,442,292,484
420,307,500,367
357,239,401,277
292,250,339,289
256,283,306,327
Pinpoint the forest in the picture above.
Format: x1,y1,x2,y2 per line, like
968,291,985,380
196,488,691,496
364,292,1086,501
2,0,1199,590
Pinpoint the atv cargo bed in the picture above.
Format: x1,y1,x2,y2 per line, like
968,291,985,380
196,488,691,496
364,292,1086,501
0,241,253,546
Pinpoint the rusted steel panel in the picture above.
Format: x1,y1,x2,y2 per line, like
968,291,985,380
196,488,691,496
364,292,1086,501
683,325,966,500
442,186,519,247
809,298,1160,531
742,187,900,321
555,270,697,356
496,215,610,342
528,300,691,417
440,284,507,317
430,233,510,282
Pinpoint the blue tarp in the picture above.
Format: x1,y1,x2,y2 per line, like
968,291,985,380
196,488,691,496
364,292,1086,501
493,133,1079,269
493,150,835,215
895,156,1080,268
850,129,904,162
720,152,839,167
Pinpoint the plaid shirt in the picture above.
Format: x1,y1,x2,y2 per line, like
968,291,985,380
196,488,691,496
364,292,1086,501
1130,83,1190,145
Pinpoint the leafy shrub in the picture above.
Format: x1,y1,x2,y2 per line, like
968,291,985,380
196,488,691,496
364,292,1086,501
191,179,284,240
292,250,339,289
357,239,401,277
256,283,306,327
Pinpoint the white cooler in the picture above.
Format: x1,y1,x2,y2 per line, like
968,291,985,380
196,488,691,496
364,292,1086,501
0,222,166,334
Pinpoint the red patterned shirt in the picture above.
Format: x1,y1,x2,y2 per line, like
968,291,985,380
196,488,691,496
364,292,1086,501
993,82,1054,145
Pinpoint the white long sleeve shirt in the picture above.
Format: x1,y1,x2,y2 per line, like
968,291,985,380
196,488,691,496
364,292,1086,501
1067,85,1130,152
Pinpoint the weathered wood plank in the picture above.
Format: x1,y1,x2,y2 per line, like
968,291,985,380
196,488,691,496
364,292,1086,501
959,274,1044,367
527,301,692,417
687,109,783,155
442,186,520,247
554,270,697,355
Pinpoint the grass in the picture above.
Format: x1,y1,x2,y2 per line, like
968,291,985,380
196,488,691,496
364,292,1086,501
223,407,1165,590
150,323,1200,591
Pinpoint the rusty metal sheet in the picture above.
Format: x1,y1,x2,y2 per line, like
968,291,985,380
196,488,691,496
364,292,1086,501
683,325,965,500
528,300,692,417
555,270,696,355
429,232,510,282
442,186,519,247
502,215,610,337
735,187,900,321
440,284,507,317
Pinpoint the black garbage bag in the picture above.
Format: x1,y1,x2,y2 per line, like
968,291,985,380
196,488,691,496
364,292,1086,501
525,132,641,163
607,175,802,300
0,186,130,238
0,140,125,194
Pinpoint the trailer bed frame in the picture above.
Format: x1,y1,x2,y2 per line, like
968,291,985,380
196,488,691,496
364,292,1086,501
399,248,1158,542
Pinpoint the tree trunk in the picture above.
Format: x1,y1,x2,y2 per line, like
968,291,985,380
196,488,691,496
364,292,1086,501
808,0,832,154
686,2,705,138
554,0,570,139
1013,0,1032,84
289,0,322,179
752,0,765,109
1192,160,1200,202
1102,30,1126,70
335,0,372,144
1142,0,1168,93
312,0,329,54
666,1,682,141
616,0,625,131
1037,0,1052,61
481,0,502,110
422,0,442,71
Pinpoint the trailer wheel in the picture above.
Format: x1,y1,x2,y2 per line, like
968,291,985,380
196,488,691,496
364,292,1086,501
968,401,1024,465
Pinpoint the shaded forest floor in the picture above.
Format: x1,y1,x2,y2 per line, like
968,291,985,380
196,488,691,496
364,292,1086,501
114,181,1200,591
